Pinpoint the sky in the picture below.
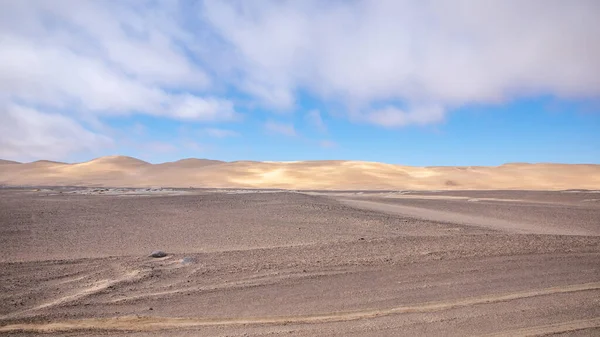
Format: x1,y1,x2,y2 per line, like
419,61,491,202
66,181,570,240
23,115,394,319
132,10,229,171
0,0,599,166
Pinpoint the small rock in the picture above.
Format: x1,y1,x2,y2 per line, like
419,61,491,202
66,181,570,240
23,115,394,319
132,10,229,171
150,250,167,258
359,237,365,241
181,257,195,264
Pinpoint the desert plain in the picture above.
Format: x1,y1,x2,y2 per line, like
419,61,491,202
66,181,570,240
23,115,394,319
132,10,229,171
0,157,599,336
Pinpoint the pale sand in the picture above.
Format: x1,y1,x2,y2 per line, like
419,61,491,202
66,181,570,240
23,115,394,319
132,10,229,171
1,155,600,190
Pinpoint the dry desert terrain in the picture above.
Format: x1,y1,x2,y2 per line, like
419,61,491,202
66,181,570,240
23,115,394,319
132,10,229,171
1,156,600,190
0,158,599,336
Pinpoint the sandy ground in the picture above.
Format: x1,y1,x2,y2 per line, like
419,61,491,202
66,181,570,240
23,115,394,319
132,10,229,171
0,189,599,336
2,155,600,190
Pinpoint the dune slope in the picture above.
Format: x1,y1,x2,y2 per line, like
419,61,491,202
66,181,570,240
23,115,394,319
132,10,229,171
0,159,21,165
0,156,599,189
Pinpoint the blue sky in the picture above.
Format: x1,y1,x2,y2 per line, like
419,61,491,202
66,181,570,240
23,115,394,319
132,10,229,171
1,1,599,165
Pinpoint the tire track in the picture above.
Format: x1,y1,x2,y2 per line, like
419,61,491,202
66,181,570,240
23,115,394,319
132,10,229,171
2,269,146,320
338,198,595,235
2,281,599,333
481,317,600,337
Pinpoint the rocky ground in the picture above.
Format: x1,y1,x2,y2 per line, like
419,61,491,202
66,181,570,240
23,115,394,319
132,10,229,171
0,189,598,336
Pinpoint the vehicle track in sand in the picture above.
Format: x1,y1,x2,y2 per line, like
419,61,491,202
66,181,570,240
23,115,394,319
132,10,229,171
481,317,600,336
2,281,599,334
337,198,597,236
1,267,146,320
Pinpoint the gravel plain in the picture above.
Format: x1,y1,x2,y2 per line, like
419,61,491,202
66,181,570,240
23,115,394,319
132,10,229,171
0,188,599,336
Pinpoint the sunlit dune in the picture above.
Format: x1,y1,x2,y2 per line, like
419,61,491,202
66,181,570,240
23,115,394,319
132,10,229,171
76,155,150,168
0,159,21,165
153,158,225,169
27,160,67,166
0,156,599,190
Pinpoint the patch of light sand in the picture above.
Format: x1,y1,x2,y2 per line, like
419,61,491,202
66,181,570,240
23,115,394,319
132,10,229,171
407,169,440,178
262,161,304,164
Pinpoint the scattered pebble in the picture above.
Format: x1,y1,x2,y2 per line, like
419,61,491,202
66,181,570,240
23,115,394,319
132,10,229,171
150,250,167,258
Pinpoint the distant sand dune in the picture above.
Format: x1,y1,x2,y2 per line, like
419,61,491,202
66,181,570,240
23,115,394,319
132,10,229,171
1,156,599,190
0,159,21,165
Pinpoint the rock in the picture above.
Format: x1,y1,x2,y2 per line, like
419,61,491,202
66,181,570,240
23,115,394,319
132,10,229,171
150,250,167,258
181,257,195,264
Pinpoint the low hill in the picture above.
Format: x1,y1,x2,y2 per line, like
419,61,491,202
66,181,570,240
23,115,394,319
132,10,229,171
0,156,599,190
0,159,21,165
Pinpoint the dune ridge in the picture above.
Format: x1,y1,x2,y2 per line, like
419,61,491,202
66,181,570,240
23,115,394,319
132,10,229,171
0,159,21,165
1,156,599,190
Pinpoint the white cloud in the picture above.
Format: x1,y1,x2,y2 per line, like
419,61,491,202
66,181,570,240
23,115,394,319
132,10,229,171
0,1,240,159
0,33,234,121
264,121,297,137
168,95,240,121
0,34,165,113
203,128,240,138
0,104,112,162
1,1,209,88
201,0,600,125
306,109,326,132
363,105,445,128
0,15,237,121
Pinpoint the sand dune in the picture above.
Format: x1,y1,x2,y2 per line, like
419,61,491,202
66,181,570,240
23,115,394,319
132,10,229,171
79,155,150,167
153,158,224,168
0,159,21,165
1,155,599,189
26,160,68,167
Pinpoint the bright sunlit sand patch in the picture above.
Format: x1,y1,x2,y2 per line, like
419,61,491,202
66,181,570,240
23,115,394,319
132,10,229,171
262,161,304,164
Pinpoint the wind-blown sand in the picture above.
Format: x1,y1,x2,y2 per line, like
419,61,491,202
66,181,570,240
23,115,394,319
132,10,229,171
1,156,600,190
0,188,599,336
